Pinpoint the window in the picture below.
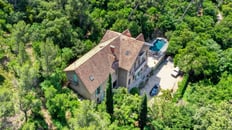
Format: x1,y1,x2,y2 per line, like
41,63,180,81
128,79,131,85
96,86,101,95
72,74,78,85
113,80,117,88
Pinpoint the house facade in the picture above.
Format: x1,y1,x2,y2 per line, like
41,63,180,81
64,29,150,102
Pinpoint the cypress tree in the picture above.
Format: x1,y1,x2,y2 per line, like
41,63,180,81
139,94,147,130
106,74,113,119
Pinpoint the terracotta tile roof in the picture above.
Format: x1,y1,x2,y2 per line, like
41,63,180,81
64,30,145,94
136,33,145,41
122,29,132,37
74,50,111,94
119,35,144,70
64,37,118,71
100,30,121,43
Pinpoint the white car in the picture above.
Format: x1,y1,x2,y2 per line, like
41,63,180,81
171,67,180,77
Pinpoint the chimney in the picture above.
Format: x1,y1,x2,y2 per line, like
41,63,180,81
110,45,115,54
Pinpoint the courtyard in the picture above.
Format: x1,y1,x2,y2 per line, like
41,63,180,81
141,56,182,100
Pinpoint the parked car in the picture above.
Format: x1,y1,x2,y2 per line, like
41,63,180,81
150,84,160,96
171,67,180,77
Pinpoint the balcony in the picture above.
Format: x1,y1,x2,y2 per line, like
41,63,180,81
128,67,151,90
135,60,146,75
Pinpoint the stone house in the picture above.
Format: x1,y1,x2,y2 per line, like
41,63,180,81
64,29,150,102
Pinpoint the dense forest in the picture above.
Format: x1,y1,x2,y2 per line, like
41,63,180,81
0,0,232,129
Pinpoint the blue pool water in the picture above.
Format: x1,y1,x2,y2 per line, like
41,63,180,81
149,39,166,52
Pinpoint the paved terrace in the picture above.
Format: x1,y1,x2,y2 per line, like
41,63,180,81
141,57,182,100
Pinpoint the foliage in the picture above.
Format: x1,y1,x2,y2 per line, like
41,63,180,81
214,14,232,49
166,27,196,55
113,88,141,128
174,39,219,81
106,74,113,118
219,48,232,73
39,39,60,77
139,95,147,129
19,91,42,122
184,73,232,106
68,100,110,130
150,97,194,129
20,111,48,130
42,84,79,126
193,101,232,129
129,87,140,95
0,88,15,118
173,74,189,102
0,0,232,129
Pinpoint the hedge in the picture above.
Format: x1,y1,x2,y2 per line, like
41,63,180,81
172,74,189,102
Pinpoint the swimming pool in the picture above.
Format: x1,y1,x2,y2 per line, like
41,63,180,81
149,39,166,52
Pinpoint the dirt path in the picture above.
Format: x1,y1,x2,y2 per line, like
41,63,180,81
25,43,35,63
41,97,56,130
25,43,56,129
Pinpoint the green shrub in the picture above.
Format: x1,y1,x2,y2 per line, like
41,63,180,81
130,87,140,95
173,74,189,102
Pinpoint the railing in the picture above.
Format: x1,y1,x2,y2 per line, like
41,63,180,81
135,60,146,75
129,67,151,90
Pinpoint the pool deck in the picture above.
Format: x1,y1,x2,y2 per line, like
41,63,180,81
141,37,180,101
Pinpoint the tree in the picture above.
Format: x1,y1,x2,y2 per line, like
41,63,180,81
16,62,41,122
193,102,232,129
166,27,196,55
0,0,13,31
0,88,15,129
185,73,232,106
174,39,219,81
42,83,79,125
11,21,30,54
214,15,232,49
19,91,41,122
40,39,59,77
150,97,194,129
106,74,113,120
139,95,147,130
219,48,232,73
18,62,39,90
113,88,141,127
17,42,28,65
68,100,110,130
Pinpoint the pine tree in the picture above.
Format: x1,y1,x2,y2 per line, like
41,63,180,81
139,94,147,130
106,74,113,120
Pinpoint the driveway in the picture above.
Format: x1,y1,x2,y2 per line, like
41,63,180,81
141,58,182,100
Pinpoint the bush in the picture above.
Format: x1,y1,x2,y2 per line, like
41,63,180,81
130,87,140,95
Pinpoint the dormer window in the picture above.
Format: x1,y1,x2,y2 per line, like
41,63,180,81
89,75,94,81
125,50,130,56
